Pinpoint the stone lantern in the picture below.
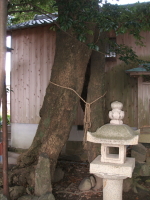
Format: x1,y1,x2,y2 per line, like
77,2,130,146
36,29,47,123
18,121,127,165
87,101,139,200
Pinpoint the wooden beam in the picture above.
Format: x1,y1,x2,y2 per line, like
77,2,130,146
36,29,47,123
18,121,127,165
126,72,150,76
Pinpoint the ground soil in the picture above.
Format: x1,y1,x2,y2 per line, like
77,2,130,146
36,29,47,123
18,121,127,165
0,161,150,200
53,161,150,200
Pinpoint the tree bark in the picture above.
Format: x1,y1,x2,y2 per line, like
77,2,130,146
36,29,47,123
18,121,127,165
0,0,7,98
18,28,95,177
86,30,106,162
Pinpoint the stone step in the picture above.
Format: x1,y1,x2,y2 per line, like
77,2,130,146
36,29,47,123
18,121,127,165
0,152,20,166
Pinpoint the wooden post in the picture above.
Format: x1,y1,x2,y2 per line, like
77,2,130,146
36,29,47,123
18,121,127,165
2,83,9,199
0,0,9,198
0,0,7,98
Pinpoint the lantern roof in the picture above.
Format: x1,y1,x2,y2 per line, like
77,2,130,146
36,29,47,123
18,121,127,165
87,101,139,145
87,124,139,145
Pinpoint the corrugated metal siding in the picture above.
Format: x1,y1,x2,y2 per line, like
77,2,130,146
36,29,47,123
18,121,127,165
11,26,56,123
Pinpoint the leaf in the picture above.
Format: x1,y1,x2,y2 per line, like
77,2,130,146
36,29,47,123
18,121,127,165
77,34,86,43
94,45,99,51
49,25,56,31
87,30,93,35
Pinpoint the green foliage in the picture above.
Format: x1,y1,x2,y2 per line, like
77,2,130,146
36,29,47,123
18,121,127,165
0,116,2,127
7,115,10,125
142,64,150,82
55,1,150,64
0,115,10,128
6,87,13,93
88,43,99,51
108,41,146,64
7,0,56,25
7,0,150,64
49,25,56,31
143,63,150,71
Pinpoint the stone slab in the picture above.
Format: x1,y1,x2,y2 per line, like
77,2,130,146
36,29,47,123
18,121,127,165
90,155,135,179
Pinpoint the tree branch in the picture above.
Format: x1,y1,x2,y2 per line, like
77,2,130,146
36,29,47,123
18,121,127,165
8,3,30,7
7,2,108,57
8,10,35,14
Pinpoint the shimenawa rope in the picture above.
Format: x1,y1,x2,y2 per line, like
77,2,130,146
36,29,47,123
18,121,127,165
50,81,107,143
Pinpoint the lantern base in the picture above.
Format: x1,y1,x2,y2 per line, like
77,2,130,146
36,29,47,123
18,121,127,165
90,155,135,179
90,155,135,200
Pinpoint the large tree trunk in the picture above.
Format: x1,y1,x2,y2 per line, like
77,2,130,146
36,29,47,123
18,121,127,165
86,31,106,162
18,28,95,176
0,0,7,98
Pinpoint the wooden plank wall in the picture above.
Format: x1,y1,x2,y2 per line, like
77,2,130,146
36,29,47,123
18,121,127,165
105,31,150,127
11,29,150,127
138,77,150,128
11,25,84,125
105,62,138,126
11,26,56,123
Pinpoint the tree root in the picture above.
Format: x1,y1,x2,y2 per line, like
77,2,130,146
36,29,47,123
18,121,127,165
17,149,38,167
56,189,102,195
8,164,36,188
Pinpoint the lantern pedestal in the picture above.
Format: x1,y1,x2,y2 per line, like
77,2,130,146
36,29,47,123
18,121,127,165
90,155,135,200
103,179,123,200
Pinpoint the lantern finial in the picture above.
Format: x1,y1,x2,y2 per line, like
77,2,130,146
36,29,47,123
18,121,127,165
109,101,124,125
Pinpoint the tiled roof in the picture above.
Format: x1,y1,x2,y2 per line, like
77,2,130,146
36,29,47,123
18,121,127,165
126,63,150,73
7,14,57,31
126,67,147,72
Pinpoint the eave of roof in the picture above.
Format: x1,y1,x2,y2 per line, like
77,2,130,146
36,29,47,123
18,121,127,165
7,14,57,31
126,67,147,73
126,63,150,76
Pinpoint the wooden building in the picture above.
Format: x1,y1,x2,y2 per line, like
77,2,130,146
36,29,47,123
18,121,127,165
7,15,150,149
8,15,84,149
105,31,150,143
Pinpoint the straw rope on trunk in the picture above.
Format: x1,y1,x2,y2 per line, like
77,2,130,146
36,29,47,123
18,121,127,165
50,81,107,144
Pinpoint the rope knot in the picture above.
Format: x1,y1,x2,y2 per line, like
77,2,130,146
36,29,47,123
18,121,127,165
84,103,91,130
49,81,107,145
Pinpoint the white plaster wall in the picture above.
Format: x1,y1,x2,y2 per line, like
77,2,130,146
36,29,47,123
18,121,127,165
11,123,38,149
11,124,84,149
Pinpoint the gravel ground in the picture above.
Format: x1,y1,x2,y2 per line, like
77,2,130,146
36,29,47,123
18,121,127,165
0,161,150,200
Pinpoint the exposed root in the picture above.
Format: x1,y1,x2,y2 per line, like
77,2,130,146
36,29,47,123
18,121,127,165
8,164,36,188
17,149,38,167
